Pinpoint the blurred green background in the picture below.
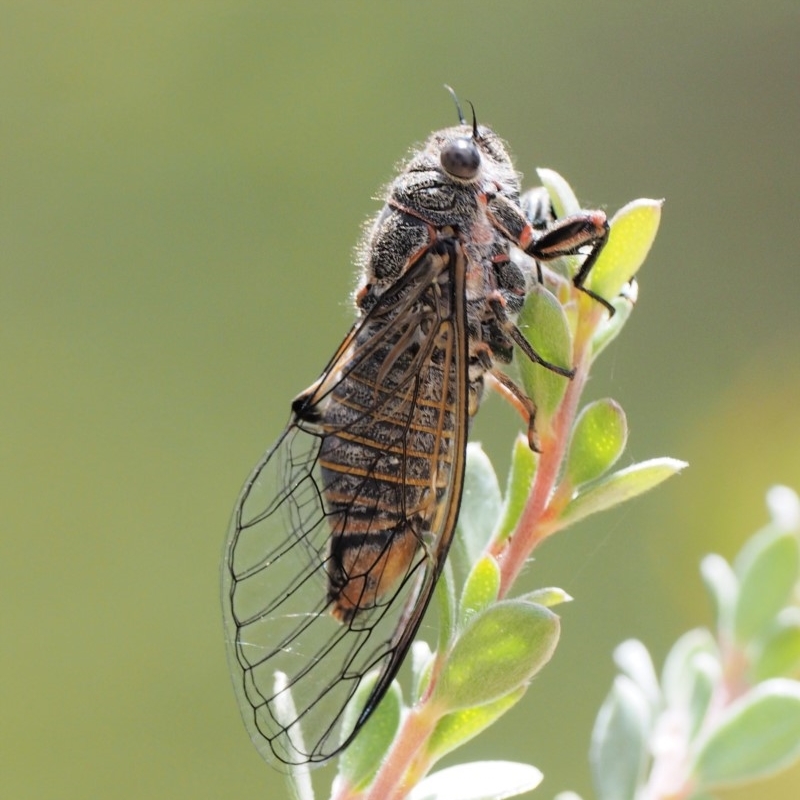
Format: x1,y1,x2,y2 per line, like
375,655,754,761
2,2,798,798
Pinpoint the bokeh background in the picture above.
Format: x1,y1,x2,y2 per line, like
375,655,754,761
2,3,798,798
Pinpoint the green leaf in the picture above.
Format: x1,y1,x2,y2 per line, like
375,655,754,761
425,687,526,764
692,679,800,788
272,673,315,800
613,639,661,712
586,198,663,301
411,640,434,705
434,601,559,711
591,281,638,359
733,528,799,645
436,560,457,656
700,554,738,639
516,285,573,429
559,458,688,529
537,167,581,218
517,586,573,608
285,761,315,800
751,608,800,681
687,653,722,741
661,628,720,712
765,485,800,531
565,399,628,488
590,676,650,800
459,556,501,628
495,435,538,545
337,678,402,791
455,443,503,569
408,761,543,800
660,629,721,742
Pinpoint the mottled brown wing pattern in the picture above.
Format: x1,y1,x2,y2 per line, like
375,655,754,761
222,240,468,766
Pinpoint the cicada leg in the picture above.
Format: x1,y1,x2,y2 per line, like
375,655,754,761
487,368,542,452
525,211,613,315
486,192,613,314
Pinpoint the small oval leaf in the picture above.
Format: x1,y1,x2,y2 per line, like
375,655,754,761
425,687,526,764
591,281,638,359
337,678,402,791
411,640,434,705
434,601,559,712
613,639,661,711
686,653,721,741
565,399,628,488
435,562,457,657
661,628,720,711
516,285,573,429
272,672,314,800
518,586,573,608
700,554,739,639
692,679,800,788
455,443,503,569
408,760,543,800
537,167,581,218
734,529,799,645
751,609,800,681
766,485,800,531
590,675,650,800
495,434,538,545
587,199,663,301
459,556,501,627
559,458,688,529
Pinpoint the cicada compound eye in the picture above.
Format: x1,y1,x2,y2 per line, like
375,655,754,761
440,136,481,180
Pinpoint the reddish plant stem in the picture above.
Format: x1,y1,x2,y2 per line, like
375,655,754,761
362,701,443,800
497,343,591,597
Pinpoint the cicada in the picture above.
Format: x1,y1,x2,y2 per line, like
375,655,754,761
222,99,610,768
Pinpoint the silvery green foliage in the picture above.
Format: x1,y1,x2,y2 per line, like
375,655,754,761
587,487,800,800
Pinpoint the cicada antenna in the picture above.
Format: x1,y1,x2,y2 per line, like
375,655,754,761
444,84,466,125
467,100,478,138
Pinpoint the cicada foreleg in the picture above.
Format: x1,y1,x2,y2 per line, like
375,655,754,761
525,211,612,315
486,192,613,315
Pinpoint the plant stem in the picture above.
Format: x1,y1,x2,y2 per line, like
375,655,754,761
363,701,442,800
496,302,598,595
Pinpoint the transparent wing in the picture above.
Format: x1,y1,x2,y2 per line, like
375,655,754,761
222,242,468,767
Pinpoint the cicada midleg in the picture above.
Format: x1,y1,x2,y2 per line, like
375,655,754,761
222,104,610,768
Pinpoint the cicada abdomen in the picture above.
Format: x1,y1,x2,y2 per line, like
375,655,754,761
295,241,466,624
